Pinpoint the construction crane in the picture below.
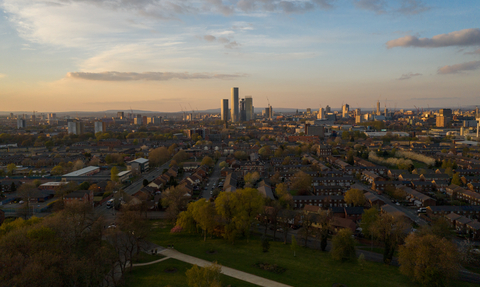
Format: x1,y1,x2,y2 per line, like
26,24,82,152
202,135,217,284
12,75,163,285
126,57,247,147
266,96,270,107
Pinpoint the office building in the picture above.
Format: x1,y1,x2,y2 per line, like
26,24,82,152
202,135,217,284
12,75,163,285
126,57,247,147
342,104,350,118
117,112,124,119
305,124,325,137
437,109,453,127
245,96,253,121
221,99,229,122
376,100,381,115
134,115,142,125
240,99,246,121
317,108,324,120
231,87,239,122
17,119,26,129
147,116,162,125
325,105,331,113
265,105,273,120
94,121,107,134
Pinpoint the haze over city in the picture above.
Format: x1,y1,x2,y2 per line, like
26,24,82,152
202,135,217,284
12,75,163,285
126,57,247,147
1,0,479,112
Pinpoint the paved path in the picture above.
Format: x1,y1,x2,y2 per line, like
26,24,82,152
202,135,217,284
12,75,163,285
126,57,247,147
155,248,292,287
132,256,171,267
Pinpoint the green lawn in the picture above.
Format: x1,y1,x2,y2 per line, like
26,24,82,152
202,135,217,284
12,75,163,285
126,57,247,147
145,221,476,287
125,258,259,287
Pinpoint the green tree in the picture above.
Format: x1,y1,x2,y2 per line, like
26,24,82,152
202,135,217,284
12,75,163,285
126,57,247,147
291,235,298,257
219,161,228,168
452,172,462,186
78,181,90,190
201,156,214,167
6,163,16,175
360,207,379,238
331,229,356,261
399,233,459,287
149,147,170,166
191,199,217,241
110,166,119,182
290,171,312,194
142,179,149,187
186,263,222,287
370,213,410,265
344,188,366,207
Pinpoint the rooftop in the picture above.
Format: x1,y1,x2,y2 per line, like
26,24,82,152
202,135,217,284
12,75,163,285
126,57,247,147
63,166,100,177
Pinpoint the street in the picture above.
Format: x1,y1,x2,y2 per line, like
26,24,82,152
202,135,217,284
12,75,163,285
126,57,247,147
200,157,225,199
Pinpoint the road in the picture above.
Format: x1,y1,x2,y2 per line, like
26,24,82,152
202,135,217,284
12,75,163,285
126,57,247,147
201,157,225,199
354,181,427,226
96,160,172,223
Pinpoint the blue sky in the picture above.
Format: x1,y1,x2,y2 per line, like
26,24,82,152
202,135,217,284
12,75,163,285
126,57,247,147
0,0,479,112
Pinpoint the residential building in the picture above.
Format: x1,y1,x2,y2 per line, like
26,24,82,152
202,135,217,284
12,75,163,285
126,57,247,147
94,121,107,134
231,87,239,122
221,99,229,122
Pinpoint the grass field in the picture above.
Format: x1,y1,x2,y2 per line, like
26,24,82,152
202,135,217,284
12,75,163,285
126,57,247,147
143,221,476,287
125,258,259,287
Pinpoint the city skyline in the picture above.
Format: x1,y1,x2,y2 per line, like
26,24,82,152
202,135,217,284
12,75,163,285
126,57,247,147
1,0,480,112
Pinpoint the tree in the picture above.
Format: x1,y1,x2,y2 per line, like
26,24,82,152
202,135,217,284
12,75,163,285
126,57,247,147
117,208,150,269
162,186,191,222
290,171,312,194
261,235,270,252
331,229,356,261
291,235,298,257
219,161,228,168
172,150,188,163
258,146,271,158
191,199,217,241
110,166,119,182
149,147,170,166
358,253,366,270
344,188,366,207
143,179,149,187
6,163,16,175
72,159,84,171
360,207,379,238
452,172,462,186
299,211,317,248
201,156,214,167
282,156,291,165
276,183,293,209
17,183,40,218
186,263,222,287
370,213,410,265
316,210,332,251
10,182,16,192
78,181,90,190
244,171,260,187
399,233,459,286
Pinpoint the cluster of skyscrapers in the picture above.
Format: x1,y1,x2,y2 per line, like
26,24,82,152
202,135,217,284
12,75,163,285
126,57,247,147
221,87,256,123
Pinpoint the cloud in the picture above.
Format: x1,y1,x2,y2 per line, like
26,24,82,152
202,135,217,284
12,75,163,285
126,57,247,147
204,35,216,42
225,41,240,49
0,74,6,78
437,61,480,74
465,48,480,55
397,72,422,80
387,28,480,49
353,0,429,15
202,34,240,49
66,71,247,81
396,0,430,15
354,0,387,14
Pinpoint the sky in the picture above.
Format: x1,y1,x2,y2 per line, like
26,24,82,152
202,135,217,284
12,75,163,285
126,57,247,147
0,0,479,113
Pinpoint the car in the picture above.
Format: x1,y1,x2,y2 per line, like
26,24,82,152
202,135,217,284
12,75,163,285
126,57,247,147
18,200,24,204
417,207,427,213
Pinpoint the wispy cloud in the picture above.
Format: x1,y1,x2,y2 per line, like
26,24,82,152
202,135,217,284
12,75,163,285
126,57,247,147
387,28,480,49
354,0,430,15
437,61,480,74
411,97,459,100
66,71,247,81
465,48,480,55
202,34,241,49
397,72,422,80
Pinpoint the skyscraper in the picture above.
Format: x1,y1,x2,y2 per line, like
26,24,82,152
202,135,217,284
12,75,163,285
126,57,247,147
376,100,381,116
245,96,253,121
342,104,349,118
240,99,246,121
317,107,324,119
231,87,239,122
325,105,331,113
221,99,229,122
94,121,107,134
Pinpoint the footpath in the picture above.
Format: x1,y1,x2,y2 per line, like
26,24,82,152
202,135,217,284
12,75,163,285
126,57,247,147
133,247,292,287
